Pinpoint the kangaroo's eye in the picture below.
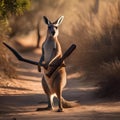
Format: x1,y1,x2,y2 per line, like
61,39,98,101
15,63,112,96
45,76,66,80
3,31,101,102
54,26,58,29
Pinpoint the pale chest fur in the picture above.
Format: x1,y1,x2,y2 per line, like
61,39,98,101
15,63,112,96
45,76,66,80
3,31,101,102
43,38,56,64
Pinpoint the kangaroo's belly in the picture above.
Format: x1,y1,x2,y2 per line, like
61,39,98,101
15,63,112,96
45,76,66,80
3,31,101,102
43,67,67,94
44,49,54,63
43,39,56,63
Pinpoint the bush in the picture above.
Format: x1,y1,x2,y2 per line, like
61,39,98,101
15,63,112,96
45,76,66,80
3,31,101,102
0,0,31,79
97,59,120,98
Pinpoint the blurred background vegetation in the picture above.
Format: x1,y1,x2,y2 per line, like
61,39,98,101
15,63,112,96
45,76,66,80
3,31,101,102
0,0,31,78
0,0,120,98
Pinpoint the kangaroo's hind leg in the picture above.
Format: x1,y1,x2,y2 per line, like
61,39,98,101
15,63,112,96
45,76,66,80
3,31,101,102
56,87,63,112
37,76,54,111
42,76,54,110
54,70,67,112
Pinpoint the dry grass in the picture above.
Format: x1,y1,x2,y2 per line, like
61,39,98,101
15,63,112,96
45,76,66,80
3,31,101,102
0,40,17,79
70,0,120,98
97,59,120,98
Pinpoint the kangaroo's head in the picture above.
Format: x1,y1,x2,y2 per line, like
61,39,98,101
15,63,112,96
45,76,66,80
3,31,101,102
43,16,64,38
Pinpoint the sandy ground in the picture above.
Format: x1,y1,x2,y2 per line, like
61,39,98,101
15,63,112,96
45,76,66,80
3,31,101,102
0,38,120,120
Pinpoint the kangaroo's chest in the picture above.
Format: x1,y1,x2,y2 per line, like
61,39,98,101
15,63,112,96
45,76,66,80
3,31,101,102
43,39,56,63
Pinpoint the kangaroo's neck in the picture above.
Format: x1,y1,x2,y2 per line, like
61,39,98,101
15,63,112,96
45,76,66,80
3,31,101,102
46,34,58,43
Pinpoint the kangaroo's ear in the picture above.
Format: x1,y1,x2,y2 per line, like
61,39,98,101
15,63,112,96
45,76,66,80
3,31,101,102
43,16,51,25
54,16,64,26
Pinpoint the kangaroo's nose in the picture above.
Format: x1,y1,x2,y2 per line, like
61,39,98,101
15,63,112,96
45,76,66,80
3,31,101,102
52,31,55,36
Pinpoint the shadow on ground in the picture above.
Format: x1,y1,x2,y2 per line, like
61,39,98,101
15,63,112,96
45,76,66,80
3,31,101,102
0,94,47,114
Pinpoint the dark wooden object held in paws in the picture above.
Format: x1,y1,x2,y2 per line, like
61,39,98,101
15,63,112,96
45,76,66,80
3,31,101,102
46,44,76,77
3,42,76,77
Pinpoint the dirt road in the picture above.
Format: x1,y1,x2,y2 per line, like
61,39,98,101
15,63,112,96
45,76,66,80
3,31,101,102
0,41,120,120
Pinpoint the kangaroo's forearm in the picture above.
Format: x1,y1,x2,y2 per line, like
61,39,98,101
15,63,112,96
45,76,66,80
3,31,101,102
39,55,44,64
49,52,61,65
38,44,45,72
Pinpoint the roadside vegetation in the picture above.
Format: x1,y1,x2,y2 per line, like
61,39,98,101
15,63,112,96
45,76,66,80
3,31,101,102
0,0,31,79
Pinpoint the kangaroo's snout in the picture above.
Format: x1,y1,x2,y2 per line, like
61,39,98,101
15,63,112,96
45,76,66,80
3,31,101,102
48,25,58,37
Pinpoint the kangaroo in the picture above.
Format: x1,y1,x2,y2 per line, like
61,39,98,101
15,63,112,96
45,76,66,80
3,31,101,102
37,16,75,112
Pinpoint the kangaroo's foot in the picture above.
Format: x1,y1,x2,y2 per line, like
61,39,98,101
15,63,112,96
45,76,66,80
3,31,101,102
36,106,53,111
57,108,64,112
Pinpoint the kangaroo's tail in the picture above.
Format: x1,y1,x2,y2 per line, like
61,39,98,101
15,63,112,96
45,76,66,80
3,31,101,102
62,98,79,108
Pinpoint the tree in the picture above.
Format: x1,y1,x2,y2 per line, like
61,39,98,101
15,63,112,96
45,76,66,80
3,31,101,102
0,0,31,36
0,0,30,17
